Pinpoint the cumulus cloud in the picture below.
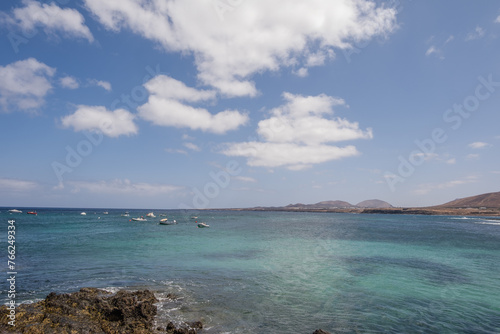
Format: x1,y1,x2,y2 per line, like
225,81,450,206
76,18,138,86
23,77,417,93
96,81,112,92
221,92,372,170
67,179,183,195
257,92,373,145
0,58,55,112
138,75,248,134
88,79,112,91
222,142,359,170
60,76,79,89
84,0,397,96
61,105,138,137
5,0,93,42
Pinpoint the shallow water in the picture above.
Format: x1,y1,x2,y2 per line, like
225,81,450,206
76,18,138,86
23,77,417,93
2,209,500,333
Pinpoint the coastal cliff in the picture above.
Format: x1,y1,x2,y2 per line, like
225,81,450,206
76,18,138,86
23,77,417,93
0,288,202,334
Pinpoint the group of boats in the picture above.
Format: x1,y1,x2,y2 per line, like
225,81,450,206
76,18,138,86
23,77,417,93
8,209,37,215
129,212,209,227
6,209,209,228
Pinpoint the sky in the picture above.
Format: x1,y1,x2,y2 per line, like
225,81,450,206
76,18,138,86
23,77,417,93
0,0,499,209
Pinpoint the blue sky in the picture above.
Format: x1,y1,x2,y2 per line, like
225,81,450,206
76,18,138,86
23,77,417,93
1,0,499,209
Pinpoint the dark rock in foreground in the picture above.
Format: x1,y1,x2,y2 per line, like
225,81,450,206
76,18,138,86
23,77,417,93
0,288,202,334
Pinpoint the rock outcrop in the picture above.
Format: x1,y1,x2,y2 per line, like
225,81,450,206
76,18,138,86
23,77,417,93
0,288,202,334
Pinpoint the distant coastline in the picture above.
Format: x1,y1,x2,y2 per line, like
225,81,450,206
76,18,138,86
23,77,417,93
224,191,500,217
225,206,500,217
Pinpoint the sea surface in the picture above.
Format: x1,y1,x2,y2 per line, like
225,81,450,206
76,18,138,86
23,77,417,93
2,208,500,333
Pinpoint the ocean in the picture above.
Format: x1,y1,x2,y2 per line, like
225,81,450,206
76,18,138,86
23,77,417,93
2,208,500,333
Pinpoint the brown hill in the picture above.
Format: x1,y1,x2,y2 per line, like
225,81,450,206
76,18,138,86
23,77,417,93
312,200,353,208
285,200,353,209
437,191,500,208
356,199,393,208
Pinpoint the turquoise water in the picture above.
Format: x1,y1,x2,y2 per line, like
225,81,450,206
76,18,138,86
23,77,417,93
2,209,500,333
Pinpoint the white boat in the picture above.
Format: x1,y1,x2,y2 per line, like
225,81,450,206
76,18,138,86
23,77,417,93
121,213,130,217
132,217,147,222
103,212,109,215
146,212,156,218
80,212,87,216
191,216,198,219
197,222,209,228
159,218,177,225
8,209,22,213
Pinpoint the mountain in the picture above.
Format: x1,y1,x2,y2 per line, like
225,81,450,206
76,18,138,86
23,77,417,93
311,200,353,208
356,199,393,208
286,200,353,209
437,191,500,208
284,199,393,209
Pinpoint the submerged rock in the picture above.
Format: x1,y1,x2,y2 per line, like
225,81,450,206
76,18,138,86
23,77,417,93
312,330,331,334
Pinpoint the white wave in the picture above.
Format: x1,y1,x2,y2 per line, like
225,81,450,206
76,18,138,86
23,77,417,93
476,220,500,226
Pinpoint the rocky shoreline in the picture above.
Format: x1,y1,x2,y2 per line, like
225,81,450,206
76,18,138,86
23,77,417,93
0,288,331,334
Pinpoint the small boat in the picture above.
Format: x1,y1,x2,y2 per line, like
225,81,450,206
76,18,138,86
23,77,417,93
80,212,87,216
103,212,109,215
27,211,37,215
197,222,209,228
191,216,198,219
146,212,156,218
131,217,147,222
159,218,177,225
121,213,130,217
8,209,22,213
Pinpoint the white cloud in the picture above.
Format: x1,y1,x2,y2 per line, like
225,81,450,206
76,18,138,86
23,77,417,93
0,178,38,192
7,0,93,42
89,79,112,91
138,75,248,134
414,176,477,195
496,15,500,24
446,158,456,165
465,26,485,41
96,80,112,92
222,142,359,170
67,179,183,195
425,46,438,56
144,75,215,102
60,76,79,89
410,152,438,162
61,105,138,137
234,176,257,183
183,142,201,151
0,58,55,112
468,141,490,149
221,92,371,170
257,92,372,145
84,0,397,97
